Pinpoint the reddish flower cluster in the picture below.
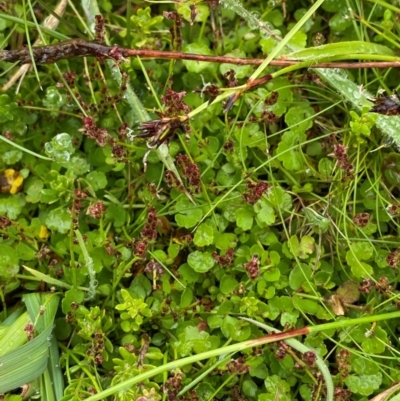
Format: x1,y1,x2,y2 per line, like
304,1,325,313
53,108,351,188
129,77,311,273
275,342,287,360
86,332,106,366
302,350,317,367
73,189,88,212
108,137,128,162
230,386,248,401
105,243,121,258
264,91,278,106
144,260,164,277
176,154,201,193
24,323,34,341
226,357,250,374
118,122,130,138
163,11,183,50
141,207,158,242
232,282,246,295
62,71,76,88
162,89,191,116
223,69,238,87
162,370,183,401
332,144,354,179
336,349,350,378
176,233,192,246
36,245,51,260
0,215,12,229
386,248,400,267
87,202,106,219
260,110,278,124
353,212,370,227
386,204,400,217
165,170,184,191
81,117,127,160
359,277,392,294
132,240,148,258
198,83,221,102
94,15,106,42
334,387,352,401
243,181,270,205
81,117,109,147
223,140,234,153
3,130,13,140
244,254,260,280
212,248,234,267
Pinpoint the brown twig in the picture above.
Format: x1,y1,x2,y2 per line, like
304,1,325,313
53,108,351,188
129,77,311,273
1,39,400,69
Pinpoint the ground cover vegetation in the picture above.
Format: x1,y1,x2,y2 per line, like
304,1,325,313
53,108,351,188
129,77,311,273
2,0,400,400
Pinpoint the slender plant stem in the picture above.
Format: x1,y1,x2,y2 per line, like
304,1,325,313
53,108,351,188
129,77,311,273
83,310,400,401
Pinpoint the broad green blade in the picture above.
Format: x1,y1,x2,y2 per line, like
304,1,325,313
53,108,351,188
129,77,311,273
285,41,395,61
0,294,59,394
23,265,72,289
0,312,31,355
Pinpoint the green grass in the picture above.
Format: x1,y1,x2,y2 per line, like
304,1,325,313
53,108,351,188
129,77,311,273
2,0,400,400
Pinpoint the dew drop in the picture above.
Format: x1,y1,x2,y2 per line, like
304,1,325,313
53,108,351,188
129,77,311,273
248,11,261,30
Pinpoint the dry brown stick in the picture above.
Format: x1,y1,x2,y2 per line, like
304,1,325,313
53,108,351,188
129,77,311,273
2,39,400,69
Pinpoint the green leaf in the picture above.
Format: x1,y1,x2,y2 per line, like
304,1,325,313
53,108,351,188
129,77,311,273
193,223,214,246
25,178,44,203
175,199,204,228
0,194,26,219
362,326,388,354
266,186,292,210
277,130,306,171
0,244,19,279
105,204,127,228
221,316,251,341
15,243,36,261
285,105,314,135
86,171,108,191
351,356,379,375
215,233,237,250
235,206,254,230
346,242,374,278
45,209,71,234
288,235,315,259
234,123,265,148
254,199,275,227
220,274,238,294
187,251,215,273
61,289,85,313
344,373,382,396
242,378,258,398
0,94,17,123
195,383,215,401
179,263,200,283
182,43,214,73
180,287,193,308
336,281,360,304
220,49,253,79
175,326,212,356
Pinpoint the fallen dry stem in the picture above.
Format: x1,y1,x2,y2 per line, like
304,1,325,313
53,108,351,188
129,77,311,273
2,39,400,69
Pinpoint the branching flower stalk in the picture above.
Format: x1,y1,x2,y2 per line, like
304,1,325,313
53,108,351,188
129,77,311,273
82,310,400,401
